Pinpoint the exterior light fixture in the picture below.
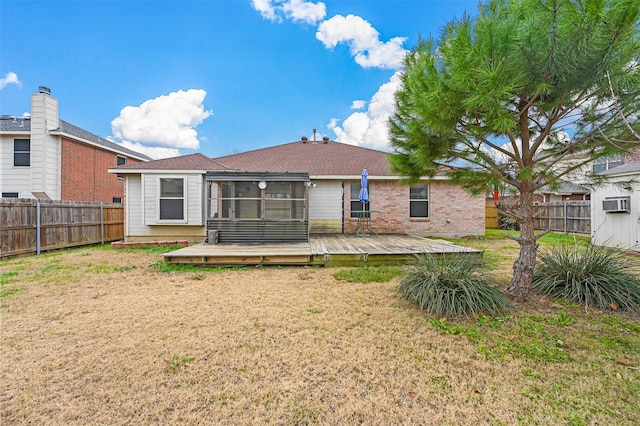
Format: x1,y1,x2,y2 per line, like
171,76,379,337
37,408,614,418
258,181,267,190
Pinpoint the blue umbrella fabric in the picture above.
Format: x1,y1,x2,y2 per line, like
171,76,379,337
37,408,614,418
359,168,369,207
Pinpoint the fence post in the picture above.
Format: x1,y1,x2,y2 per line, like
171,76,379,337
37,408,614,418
564,202,568,233
36,202,41,255
100,202,105,245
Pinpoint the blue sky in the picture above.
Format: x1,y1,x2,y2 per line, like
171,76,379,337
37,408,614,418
1,0,479,159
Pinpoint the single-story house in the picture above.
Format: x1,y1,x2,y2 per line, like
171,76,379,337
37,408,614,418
109,137,485,243
537,180,590,202
590,161,640,252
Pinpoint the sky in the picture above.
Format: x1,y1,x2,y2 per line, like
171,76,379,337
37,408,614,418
1,0,480,160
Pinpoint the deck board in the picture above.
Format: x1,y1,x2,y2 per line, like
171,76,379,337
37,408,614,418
163,234,481,266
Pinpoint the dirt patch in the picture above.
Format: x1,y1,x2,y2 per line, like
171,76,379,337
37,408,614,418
1,245,639,425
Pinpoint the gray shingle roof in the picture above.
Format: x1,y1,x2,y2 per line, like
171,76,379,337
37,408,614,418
601,161,640,176
0,116,30,132
538,180,590,195
56,120,151,160
0,116,151,161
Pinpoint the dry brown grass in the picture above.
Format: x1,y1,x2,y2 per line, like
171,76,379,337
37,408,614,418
1,239,639,425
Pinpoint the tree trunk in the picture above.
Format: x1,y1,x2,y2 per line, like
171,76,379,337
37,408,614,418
507,188,539,301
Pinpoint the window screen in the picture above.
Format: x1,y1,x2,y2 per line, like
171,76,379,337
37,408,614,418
410,184,429,218
350,182,370,218
14,139,30,166
159,178,184,220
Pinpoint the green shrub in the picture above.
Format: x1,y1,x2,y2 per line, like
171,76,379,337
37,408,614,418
397,254,511,317
532,244,640,312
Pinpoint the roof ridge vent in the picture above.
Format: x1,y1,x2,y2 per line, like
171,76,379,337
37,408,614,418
38,86,51,95
322,136,329,144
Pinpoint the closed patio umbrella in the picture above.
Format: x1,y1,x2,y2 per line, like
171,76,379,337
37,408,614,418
359,168,368,215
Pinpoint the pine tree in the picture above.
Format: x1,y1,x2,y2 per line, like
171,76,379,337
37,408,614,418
389,0,640,300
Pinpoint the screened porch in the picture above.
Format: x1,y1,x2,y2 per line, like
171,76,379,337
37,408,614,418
206,171,310,243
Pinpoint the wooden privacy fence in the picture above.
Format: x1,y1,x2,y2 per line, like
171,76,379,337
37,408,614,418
485,200,499,229
533,201,591,234
0,198,124,258
486,200,591,234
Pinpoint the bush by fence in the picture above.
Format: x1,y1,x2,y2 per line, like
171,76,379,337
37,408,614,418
0,198,124,258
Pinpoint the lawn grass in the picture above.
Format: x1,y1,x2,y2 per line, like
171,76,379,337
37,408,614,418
1,235,639,425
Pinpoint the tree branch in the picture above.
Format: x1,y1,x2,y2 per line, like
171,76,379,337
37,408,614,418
607,71,640,140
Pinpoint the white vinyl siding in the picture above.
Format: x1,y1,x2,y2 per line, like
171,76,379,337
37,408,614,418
1,135,33,197
143,173,204,226
308,181,343,233
591,181,639,251
126,175,143,237
30,93,62,199
126,174,205,241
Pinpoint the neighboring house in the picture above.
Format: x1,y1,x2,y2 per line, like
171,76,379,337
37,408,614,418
110,137,485,243
590,161,640,252
537,180,590,202
0,87,150,202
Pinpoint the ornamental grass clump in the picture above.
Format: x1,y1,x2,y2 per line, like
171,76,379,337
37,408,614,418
397,254,511,317
532,244,640,312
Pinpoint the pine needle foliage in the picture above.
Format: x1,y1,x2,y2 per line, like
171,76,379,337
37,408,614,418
389,0,640,300
397,254,511,317
532,244,640,312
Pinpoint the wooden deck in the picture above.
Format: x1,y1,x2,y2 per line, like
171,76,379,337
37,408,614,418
162,234,482,266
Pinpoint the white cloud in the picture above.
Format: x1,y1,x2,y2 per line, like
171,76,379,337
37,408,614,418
111,89,212,157
115,140,181,160
316,15,407,70
251,0,326,25
350,100,365,110
0,72,22,90
251,0,280,22
329,71,402,149
282,0,326,24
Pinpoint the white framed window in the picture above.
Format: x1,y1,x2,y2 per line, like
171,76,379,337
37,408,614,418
14,139,30,167
410,184,429,218
593,154,623,174
158,177,185,221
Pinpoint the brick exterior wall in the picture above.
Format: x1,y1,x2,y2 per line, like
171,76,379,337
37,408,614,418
61,138,142,202
625,149,640,163
344,180,484,237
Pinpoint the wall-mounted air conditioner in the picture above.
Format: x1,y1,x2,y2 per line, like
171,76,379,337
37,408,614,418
602,197,630,213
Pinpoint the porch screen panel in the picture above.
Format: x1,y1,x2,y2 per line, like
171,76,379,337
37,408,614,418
235,183,260,219
219,182,261,219
264,182,305,220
